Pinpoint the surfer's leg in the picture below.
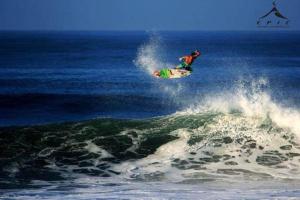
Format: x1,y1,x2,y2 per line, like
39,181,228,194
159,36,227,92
177,62,189,69
185,66,192,71
175,63,184,69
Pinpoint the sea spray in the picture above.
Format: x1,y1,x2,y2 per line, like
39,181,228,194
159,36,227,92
134,33,185,99
178,77,300,139
134,33,170,74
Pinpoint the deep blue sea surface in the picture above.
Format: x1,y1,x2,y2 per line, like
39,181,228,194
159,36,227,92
1,31,300,199
0,31,299,126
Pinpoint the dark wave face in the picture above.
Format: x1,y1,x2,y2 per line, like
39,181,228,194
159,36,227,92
1,110,300,188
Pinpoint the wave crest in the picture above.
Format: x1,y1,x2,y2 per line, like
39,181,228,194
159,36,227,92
178,78,300,139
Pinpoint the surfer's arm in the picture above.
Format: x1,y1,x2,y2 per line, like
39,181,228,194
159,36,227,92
176,56,187,69
179,56,189,62
180,56,188,61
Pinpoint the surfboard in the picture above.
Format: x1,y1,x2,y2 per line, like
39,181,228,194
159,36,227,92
153,69,191,79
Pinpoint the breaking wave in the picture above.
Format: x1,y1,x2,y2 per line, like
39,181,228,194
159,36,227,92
1,78,300,187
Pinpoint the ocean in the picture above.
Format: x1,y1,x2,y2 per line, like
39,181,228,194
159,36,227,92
0,31,300,199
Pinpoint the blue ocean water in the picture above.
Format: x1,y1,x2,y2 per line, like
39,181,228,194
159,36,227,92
0,31,299,126
1,31,300,199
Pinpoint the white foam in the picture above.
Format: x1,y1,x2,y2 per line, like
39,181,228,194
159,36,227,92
178,77,300,138
85,140,113,158
188,114,300,180
114,129,191,181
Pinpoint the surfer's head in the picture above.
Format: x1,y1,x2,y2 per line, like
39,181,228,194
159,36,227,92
191,50,201,57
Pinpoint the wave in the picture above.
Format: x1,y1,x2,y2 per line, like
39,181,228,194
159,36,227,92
1,78,300,186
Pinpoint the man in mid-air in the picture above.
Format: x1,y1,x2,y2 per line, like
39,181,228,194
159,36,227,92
153,50,201,78
176,50,201,71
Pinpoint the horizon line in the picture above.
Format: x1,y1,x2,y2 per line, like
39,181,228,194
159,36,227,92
0,29,299,32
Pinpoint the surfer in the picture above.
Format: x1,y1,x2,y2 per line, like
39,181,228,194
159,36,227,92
176,50,201,71
152,50,201,78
